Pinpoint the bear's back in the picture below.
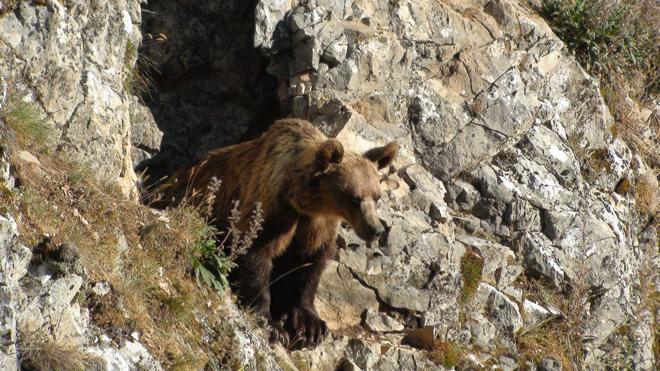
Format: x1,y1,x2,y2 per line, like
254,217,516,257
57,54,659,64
154,118,327,228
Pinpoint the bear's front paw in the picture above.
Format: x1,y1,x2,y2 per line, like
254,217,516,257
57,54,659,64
268,319,290,345
284,306,328,349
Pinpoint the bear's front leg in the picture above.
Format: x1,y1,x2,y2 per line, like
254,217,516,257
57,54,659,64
270,240,336,349
232,249,290,345
230,211,300,345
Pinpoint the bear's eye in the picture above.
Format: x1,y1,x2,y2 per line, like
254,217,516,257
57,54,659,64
351,195,362,205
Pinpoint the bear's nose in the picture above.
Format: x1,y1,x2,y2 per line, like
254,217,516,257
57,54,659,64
371,224,385,239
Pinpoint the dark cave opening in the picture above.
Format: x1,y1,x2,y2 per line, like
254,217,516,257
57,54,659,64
136,0,281,185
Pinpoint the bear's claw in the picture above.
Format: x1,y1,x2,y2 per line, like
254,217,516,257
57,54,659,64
283,306,328,349
268,320,290,345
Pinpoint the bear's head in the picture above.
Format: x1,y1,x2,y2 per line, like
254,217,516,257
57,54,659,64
291,139,399,242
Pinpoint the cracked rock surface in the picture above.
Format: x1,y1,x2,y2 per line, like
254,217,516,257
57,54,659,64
255,0,657,369
0,0,150,198
0,0,657,370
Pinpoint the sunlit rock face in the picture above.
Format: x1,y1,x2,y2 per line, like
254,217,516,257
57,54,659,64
0,0,655,369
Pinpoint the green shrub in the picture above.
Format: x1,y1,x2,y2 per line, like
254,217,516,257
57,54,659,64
540,0,658,99
191,232,234,294
190,200,263,294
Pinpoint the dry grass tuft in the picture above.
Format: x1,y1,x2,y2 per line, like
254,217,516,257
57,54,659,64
18,330,99,371
429,338,464,369
602,79,660,168
515,260,591,371
517,323,574,371
515,276,578,371
635,171,659,217
123,33,164,102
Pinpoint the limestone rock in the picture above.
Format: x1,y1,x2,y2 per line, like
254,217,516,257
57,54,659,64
0,0,654,368
0,214,27,371
520,232,567,289
0,0,143,197
400,164,451,222
364,309,404,332
473,283,523,338
457,235,514,283
316,261,378,330
522,300,562,332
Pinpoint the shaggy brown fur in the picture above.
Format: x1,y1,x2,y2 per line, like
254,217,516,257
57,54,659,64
156,118,398,348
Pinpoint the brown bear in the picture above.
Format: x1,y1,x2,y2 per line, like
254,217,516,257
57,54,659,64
155,118,397,348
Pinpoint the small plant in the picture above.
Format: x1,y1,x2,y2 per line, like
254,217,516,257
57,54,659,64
123,38,156,101
430,338,464,368
191,200,264,294
0,97,48,149
191,232,234,294
460,249,483,303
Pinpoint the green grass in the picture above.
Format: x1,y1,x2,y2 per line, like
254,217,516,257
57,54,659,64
1,98,49,149
460,250,483,304
191,230,235,294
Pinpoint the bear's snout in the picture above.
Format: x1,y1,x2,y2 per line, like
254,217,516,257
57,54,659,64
367,224,385,241
356,221,384,242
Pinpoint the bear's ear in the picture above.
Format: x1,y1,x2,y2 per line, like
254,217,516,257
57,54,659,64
315,139,344,171
364,141,398,169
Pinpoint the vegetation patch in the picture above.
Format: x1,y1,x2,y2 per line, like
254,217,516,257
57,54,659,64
189,199,263,295
429,339,464,369
540,0,658,98
515,274,585,370
540,0,659,173
0,97,49,150
0,129,262,368
460,249,483,303
517,324,574,371
123,39,156,101
18,329,102,371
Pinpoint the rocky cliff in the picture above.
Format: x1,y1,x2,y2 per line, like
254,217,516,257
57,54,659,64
0,0,657,370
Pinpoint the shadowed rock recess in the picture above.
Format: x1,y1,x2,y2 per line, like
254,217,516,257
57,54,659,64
0,0,657,370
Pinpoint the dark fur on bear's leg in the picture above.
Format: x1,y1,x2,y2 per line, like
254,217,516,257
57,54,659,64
270,228,337,349
231,251,289,344
229,253,281,343
229,213,299,346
